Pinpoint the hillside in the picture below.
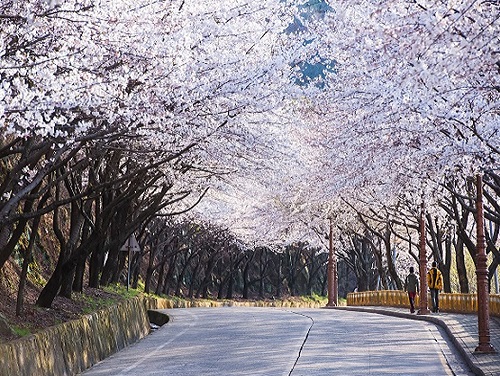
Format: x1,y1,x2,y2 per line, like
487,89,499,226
0,226,125,344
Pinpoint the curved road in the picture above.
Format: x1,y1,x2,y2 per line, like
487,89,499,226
81,307,474,375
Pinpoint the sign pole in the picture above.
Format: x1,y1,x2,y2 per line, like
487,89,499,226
121,234,141,291
127,237,131,291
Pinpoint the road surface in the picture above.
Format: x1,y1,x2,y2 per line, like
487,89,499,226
81,307,474,375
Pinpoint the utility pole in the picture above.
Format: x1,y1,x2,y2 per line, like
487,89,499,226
475,174,495,353
417,202,430,315
327,216,338,306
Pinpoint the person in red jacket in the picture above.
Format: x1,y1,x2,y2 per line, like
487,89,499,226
427,261,443,313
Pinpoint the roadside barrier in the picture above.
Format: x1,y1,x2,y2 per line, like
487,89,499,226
347,290,500,316
0,296,150,376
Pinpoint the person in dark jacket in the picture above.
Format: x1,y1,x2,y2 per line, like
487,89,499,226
404,266,419,313
427,261,443,313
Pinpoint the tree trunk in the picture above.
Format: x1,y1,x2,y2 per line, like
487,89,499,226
188,260,201,298
37,231,102,308
156,263,169,296
225,272,234,299
73,195,93,293
59,267,76,298
455,237,469,293
442,237,452,293
73,259,85,293
372,241,387,290
17,188,50,315
258,249,268,299
88,245,103,288
100,244,120,286
276,254,282,298
145,264,156,294
161,255,177,296
383,227,402,290
0,186,39,270
196,256,217,299
36,262,64,308
242,261,250,299
132,252,141,289
175,257,191,296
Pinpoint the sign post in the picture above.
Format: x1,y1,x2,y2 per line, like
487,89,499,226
120,234,141,290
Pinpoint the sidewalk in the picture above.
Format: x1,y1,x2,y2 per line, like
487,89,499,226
327,305,500,376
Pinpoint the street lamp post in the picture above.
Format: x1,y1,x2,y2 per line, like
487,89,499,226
417,202,430,315
475,174,495,353
327,217,338,307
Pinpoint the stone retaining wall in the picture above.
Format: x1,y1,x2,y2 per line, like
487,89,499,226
0,296,324,376
144,296,325,310
0,297,150,376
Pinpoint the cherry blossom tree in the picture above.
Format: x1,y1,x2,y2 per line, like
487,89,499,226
1,0,498,305
1,0,340,306
194,0,499,290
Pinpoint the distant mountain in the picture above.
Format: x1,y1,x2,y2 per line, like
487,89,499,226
286,0,335,87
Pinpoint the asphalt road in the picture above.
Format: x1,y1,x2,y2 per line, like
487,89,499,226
81,307,474,375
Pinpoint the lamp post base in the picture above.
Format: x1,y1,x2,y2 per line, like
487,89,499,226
417,308,430,315
475,344,496,354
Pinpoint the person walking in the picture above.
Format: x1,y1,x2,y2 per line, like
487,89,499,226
404,267,419,313
427,261,443,313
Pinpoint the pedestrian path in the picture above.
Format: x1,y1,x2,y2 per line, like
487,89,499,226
328,306,500,376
